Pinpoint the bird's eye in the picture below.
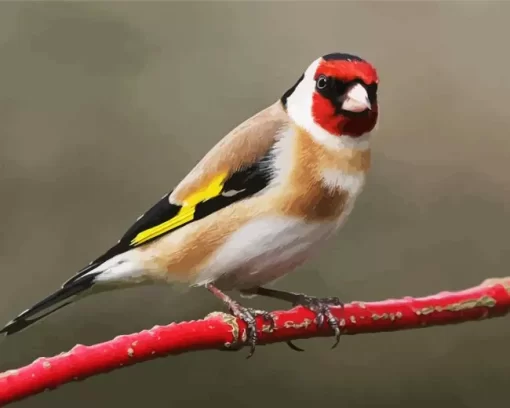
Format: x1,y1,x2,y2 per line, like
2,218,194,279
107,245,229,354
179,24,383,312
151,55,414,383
316,75,328,90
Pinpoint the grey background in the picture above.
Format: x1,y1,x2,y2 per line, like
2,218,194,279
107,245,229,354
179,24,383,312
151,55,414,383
0,1,509,407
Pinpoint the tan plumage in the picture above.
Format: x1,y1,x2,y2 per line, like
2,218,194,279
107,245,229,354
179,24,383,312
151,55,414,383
171,101,288,205
1,52,379,355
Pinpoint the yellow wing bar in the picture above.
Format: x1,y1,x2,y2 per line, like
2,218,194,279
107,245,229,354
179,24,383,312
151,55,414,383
130,172,228,246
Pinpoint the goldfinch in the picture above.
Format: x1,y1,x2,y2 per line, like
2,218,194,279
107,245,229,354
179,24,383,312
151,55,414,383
1,52,379,356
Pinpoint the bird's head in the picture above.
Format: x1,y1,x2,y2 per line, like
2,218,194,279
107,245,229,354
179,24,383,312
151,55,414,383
281,53,379,148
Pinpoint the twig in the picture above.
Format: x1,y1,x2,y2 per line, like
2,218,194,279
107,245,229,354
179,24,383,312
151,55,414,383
0,277,509,405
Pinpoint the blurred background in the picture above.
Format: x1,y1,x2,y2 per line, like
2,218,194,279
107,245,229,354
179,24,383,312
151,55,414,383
1,1,509,407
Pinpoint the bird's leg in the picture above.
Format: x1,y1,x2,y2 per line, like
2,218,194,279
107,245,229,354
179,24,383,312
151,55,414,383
206,284,274,358
249,286,344,349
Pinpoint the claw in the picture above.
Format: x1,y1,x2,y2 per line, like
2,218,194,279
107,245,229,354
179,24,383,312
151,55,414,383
255,309,276,332
286,340,305,352
230,306,277,358
248,287,345,351
293,295,344,348
206,284,277,358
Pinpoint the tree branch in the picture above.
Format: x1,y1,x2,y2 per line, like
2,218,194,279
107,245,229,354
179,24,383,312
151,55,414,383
1,277,509,405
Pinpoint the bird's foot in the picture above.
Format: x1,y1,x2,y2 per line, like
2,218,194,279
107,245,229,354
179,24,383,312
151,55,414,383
292,294,344,348
242,286,345,352
206,284,274,358
227,303,275,358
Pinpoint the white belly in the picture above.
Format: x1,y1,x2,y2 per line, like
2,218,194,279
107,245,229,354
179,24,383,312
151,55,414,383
193,215,340,290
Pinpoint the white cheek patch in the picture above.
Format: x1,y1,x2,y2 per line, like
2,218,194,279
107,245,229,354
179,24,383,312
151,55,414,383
286,59,320,137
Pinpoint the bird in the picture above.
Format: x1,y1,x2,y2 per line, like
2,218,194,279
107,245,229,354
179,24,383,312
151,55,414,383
0,52,379,357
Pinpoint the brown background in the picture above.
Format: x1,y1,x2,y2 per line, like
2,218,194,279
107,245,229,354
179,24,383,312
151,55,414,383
1,1,509,407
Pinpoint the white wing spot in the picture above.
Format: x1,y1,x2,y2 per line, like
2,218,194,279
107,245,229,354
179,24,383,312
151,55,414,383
221,189,246,197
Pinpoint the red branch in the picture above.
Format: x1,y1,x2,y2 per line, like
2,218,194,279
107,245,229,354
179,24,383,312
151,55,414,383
1,277,509,405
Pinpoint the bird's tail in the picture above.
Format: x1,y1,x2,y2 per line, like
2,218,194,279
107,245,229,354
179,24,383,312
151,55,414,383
0,272,100,337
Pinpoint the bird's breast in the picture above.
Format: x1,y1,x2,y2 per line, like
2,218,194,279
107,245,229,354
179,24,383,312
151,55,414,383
194,214,339,289
269,124,368,222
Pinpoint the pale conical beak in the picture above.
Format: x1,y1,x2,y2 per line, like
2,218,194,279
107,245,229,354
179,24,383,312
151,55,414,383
341,83,371,112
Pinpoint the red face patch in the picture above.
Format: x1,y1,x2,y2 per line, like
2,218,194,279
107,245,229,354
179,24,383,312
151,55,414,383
311,59,379,137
